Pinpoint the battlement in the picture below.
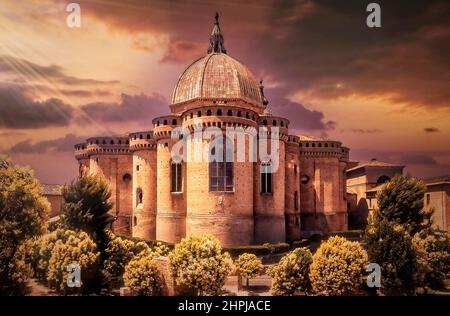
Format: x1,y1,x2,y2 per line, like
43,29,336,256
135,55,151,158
129,131,157,151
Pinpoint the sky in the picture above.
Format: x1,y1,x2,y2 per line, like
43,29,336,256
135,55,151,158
0,0,449,184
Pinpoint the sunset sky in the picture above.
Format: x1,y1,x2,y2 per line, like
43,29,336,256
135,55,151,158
0,0,449,184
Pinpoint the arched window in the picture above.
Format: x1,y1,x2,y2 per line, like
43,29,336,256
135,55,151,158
376,175,390,185
263,119,267,126
227,109,232,116
147,134,151,139
237,111,242,117
197,111,202,117
246,112,250,119
207,109,212,116
217,109,222,116
139,134,143,139
172,119,177,125
294,191,299,211
171,163,182,192
209,138,233,192
190,112,194,119
110,140,114,144
261,161,273,193
273,120,277,126
163,119,167,125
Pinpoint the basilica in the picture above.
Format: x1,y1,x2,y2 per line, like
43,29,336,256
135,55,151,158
74,14,350,246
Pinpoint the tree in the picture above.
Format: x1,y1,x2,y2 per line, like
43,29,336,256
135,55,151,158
0,156,49,295
47,230,100,293
365,218,419,295
61,174,114,250
376,176,431,235
102,233,136,288
412,228,450,289
123,254,162,296
235,253,263,287
168,234,233,295
310,236,368,296
267,247,312,295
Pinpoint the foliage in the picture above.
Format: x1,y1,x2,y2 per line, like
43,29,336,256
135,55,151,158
365,218,419,295
101,233,136,287
168,234,233,295
123,254,162,296
267,247,312,295
375,176,431,235
310,236,368,296
61,174,114,248
47,230,100,293
0,156,49,295
412,229,450,289
235,253,263,280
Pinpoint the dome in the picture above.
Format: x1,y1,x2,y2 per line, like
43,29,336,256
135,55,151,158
171,53,263,106
171,13,267,108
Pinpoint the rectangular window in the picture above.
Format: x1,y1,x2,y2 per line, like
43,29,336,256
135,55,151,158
171,163,182,192
261,164,272,193
209,140,233,192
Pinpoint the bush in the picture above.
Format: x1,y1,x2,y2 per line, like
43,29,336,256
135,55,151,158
168,234,233,295
102,233,136,288
123,255,162,296
310,236,368,295
5,242,33,295
376,176,431,235
267,247,312,295
0,157,49,295
413,229,450,289
235,253,263,281
47,230,100,293
364,219,419,295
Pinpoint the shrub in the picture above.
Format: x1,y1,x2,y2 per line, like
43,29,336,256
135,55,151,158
413,229,450,289
375,176,431,235
61,174,114,249
235,253,263,283
123,255,162,296
364,219,419,295
0,157,49,295
310,236,368,295
168,234,233,295
102,234,135,287
47,230,100,293
267,247,312,295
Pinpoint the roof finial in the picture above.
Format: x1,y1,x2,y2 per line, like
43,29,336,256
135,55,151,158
207,12,227,54
260,80,269,106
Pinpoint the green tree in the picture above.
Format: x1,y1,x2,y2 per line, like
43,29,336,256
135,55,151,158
310,236,368,296
376,176,431,235
365,218,419,295
47,230,100,293
413,228,450,289
123,254,162,296
0,156,49,295
235,253,263,287
168,234,233,295
61,174,114,248
267,247,312,295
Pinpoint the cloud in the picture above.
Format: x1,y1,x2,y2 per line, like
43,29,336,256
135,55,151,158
80,92,168,123
9,134,87,154
351,148,439,166
424,127,440,133
0,54,119,86
0,84,73,128
160,40,205,64
351,128,382,134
